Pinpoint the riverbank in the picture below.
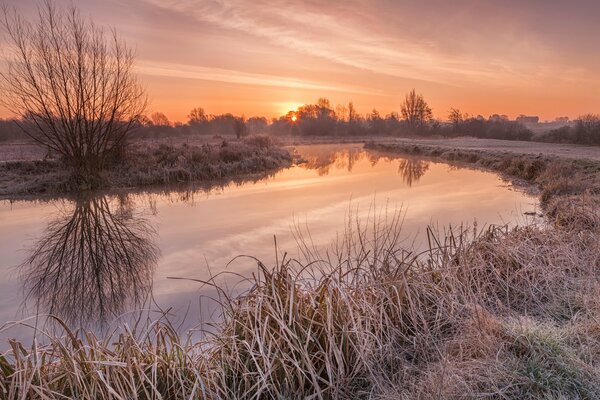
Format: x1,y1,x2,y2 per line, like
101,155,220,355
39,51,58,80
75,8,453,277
271,136,600,162
0,136,293,199
1,142,599,399
367,142,600,226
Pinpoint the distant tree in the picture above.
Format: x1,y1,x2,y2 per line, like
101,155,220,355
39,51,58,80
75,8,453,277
0,1,147,180
368,109,386,135
187,107,208,126
138,115,153,127
293,98,337,136
388,111,400,121
448,108,464,127
348,102,358,122
246,116,268,135
150,112,170,127
233,116,247,139
0,118,26,141
317,98,332,110
489,114,509,122
400,89,432,130
335,104,348,121
574,114,600,145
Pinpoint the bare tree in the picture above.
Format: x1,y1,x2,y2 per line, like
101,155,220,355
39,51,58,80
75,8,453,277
150,112,170,127
0,1,147,181
400,89,432,129
575,114,600,145
347,102,358,122
233,115,247,138
448,108,463,126
187,107,208,126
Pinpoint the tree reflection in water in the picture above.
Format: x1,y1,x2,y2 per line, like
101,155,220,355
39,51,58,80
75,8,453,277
397,158,430,187
21,194,159,328
297,145,431,186
300,147,365,176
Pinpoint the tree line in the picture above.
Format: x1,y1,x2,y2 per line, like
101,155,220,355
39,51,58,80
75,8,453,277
4,89,600,146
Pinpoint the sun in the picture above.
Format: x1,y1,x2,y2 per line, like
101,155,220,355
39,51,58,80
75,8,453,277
291,115,298,122
278,101,303,116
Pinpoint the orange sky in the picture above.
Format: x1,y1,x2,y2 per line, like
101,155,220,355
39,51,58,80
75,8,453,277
2,0,600,122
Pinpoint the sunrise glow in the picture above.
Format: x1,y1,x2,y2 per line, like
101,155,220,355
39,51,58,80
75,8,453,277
2,1,599,122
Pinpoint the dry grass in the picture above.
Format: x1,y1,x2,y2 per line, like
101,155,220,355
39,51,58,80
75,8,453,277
1,144,599,399
0,136,292,198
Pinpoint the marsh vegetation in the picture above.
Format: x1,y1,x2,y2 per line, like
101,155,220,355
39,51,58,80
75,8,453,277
1,142,598,399
0,137,292,198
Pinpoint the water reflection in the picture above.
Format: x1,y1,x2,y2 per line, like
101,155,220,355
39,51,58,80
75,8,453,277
21,194,159,327
397,158,430,187
0,144,539,342
298,146,430,186
297,146,366,175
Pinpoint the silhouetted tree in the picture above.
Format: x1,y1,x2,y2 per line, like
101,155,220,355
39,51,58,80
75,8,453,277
188,107,208,127
233,116,247,138
150,112,171,127
367,109,386,135
573,114,600,144
0,118,25,141
246,116,268,135
400,89,432,131
448,108,464,129
0,1,147,181
348,102,358,122
335,104,348,122
292,98,337,136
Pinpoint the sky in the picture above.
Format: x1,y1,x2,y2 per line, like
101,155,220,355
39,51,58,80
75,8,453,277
2,0,600,122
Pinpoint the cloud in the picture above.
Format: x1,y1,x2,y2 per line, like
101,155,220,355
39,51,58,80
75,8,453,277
136,60,383,95
139,0,508,86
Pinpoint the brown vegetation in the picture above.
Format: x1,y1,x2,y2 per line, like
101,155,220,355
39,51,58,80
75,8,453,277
0,137,292,198
0,143,599,398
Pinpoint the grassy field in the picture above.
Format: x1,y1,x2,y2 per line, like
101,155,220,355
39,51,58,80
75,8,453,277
1,141,599,399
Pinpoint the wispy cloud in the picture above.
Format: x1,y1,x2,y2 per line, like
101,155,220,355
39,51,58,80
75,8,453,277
139,0,514,86
136,60,382,95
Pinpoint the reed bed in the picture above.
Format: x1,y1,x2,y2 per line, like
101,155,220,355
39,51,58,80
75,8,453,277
1,147,600,399
0,136,292,197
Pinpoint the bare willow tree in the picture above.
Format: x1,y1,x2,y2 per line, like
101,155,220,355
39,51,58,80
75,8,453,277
0,1,147,180
400,89,432,130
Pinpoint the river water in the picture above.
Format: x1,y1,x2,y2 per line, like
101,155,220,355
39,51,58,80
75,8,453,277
0,144,540,342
